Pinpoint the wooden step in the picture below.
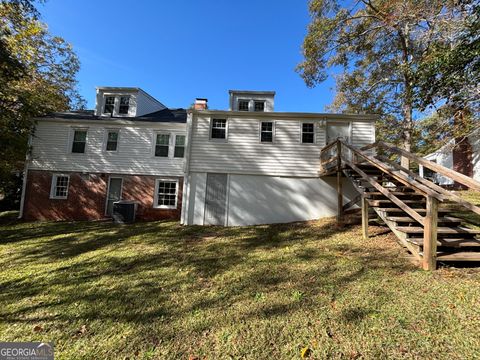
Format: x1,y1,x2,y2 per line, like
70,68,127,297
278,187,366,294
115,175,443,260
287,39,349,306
365,191,424,197
368,199,426,207
409,237,480,248
396,226,480,235
436,252,480,261
387,216,462,225
377,208,450,214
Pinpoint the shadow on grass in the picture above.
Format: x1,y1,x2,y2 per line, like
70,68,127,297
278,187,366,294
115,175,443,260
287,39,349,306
0,216,415,341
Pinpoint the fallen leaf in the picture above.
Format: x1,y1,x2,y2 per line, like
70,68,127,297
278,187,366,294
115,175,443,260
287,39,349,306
301,347,312,358
33,325,43,332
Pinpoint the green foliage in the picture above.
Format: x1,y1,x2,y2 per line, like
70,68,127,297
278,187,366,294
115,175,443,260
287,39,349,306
298,0,479,150
0,0,84,199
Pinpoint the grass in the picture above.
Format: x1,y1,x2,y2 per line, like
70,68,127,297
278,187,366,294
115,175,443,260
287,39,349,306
1,211,480,359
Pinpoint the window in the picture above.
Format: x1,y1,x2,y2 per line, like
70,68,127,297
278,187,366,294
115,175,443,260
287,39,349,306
302,123,315,144
50,174,69,199
106,130,118,151
238,100,249,111
72,130,87,153
254,101,265,112
154,180,178,208
103,96,115,114
119,96,130,114
155,134,170,157
174,135,185,158
211,119,227,139
260,121,273,143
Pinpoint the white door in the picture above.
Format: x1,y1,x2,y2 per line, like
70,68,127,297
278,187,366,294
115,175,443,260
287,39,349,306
204,173,228,225
327,122,350,144
106,177,123,216
327,122,351,159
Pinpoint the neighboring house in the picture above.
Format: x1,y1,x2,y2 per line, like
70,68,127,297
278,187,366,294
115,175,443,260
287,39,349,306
20,87,377,225
419,128,480,186
20,87,187,221
181,90,376,226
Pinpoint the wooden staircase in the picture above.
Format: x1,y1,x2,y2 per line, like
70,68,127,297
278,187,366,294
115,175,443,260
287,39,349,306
319,140,480,269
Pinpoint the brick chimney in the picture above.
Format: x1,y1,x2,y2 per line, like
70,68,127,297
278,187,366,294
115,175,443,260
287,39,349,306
194,98,208,110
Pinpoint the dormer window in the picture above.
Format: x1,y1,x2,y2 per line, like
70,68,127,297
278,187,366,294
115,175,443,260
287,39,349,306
119,96,130,114
238,100,249,111
103,96,115,114
254,101,265,112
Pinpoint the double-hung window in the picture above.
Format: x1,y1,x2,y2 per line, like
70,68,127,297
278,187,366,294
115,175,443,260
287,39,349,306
174,135,186,158
50,174,69,199
260,121,274,143
72,129,87,153
103,96,115,114
119,96,130,114
106,130,119,151
238,100,249,111
302,123,315,144
155,134,170,157
211,119,227,140
254,101,265,112
154,180,178,208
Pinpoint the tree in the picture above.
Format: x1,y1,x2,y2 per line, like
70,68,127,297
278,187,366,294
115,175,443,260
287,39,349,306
0,0,84,206
297,0,478,166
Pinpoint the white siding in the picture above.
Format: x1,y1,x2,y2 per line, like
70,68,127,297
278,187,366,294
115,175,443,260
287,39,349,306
188,115,374,177
470,132,480,182
351,120,375,148
29,120,186,176
136,89,166,116
183,172,359,226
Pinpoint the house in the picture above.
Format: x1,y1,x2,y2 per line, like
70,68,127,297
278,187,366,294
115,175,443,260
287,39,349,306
181,90,376,226
20,87,377,225
419,128,480,186
20,87,187,221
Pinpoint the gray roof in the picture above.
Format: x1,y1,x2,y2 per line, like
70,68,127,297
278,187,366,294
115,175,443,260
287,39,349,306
39,108,187,123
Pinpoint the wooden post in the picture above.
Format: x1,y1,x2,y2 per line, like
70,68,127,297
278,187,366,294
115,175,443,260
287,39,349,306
401,156,410,170
361,196,368,239
422,195,438,270
337,140,343,223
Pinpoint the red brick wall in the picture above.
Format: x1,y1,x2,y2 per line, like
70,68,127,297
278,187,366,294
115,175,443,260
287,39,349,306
23,170,183,221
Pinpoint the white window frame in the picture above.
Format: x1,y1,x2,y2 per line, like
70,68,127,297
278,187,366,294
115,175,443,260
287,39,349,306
301,122,316,144
103,128,120,152
209,118,228,142
173,134,186,158
238,99,250,111
153,132,171,158
259,120,275,143
69,127,88,154
153,179,179,209
101,93,136,117
254,100,266,112
50,174,70,199
118,95,131,115
103,95,116,115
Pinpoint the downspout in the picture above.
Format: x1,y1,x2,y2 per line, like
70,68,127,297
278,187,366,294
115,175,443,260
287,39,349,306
18,133,33,219
180,111,194,225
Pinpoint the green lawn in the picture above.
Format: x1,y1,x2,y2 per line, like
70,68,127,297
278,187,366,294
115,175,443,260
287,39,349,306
1,211,480,359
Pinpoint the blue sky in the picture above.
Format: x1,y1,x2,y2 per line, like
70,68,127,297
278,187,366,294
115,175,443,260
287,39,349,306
40,0,337,112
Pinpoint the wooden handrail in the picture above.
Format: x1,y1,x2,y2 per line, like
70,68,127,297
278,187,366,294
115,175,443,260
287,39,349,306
340,141,444,201
377,141,480,191
377,155,480,216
